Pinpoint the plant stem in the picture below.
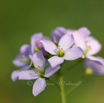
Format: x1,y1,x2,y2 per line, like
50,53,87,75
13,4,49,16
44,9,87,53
62,58,84,76
62,61,79,76
46,78,60,90
58,70,67,103
66,76,85,96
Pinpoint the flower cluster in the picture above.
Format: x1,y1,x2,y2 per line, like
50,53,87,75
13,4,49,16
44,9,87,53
11,27,104,96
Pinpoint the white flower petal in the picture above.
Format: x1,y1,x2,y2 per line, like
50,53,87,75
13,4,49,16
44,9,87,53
19,70,39,80
31,33,43,53
32,78,46,96
20,44,32,56
87,56,104,65
40,40,57,55
32,51,45,71
48,56,64,68
11,70,19,82
85,58,104,75
58,34,74,51
64,45,83,60
44,65,60,78
86,36,102,56
77,27,91,37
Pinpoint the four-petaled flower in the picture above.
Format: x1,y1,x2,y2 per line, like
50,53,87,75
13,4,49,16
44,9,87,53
19,51,60,96
11,27,104,97
11,44,32,81
40,34,83,67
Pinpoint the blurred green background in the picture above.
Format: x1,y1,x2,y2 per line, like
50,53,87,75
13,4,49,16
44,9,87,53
0,0,104,103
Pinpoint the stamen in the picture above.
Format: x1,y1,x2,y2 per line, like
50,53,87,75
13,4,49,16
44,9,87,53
20,55,31,65
83,45,92,56
20,55,27,62
38,66,41,68
21,55,25,58
35,66,45,75
55,45,65,57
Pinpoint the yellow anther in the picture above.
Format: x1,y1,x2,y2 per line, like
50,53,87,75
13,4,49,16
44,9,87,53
38,66,41,68
21,55,25,59
55,45,65,57
21,59,26,62
57,45,60,48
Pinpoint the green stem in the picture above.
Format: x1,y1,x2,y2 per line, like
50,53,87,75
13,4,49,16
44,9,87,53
46,78,60,90
58,70,67,103
62,58,84,76
62,61,79,76
66,76,85,96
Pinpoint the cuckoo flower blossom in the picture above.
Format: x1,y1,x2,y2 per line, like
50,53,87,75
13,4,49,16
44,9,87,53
82,36,102,60
40,34,83,68
19,51,60,96
70,27,91,49
31,33,47,55
84,57,104,75
11,44,32,82
69,28,102,61
13,44,32,67
52,27,90,45
52,27,72,41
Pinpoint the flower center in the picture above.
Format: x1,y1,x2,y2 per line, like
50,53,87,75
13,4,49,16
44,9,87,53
83,45,92,56
55,45,65,57
20,55,31,65
34,47,41,52
35,66,45,78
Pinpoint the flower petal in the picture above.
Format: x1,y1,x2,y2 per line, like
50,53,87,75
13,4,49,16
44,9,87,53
48,56,64,68
24,55,33,70
64,45,83,60
19,70,39,80
20,44,32,57
44,65,60,78
11,70,19,82
40,40,57,55
31,33,43,53
87,56,104,65
32,78,46,96
77,27,91,37
31,33,43,42
58,34,74,51
73,33,86,50
85,58,104,75
51,27,67,41
32,51,45,71
13,57,26,67
86,36,102,56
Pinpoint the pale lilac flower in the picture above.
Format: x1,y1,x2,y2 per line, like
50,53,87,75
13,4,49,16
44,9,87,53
12,44,32,81
82,36,102,60
51,27,72,41
52,27,90,46
70,27,102,62
52,27,91,50
40,34,83,67
11,66,31,82
13,44,32,68
19,51,60,96
31,33,47,55
84,57,104,75
71,27,91,49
